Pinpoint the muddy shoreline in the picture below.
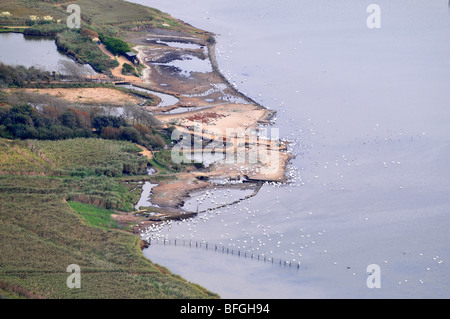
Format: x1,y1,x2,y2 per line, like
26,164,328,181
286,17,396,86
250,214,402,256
114,28,293,234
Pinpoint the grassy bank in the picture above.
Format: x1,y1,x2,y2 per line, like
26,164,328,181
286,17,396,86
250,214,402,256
0,137,219,298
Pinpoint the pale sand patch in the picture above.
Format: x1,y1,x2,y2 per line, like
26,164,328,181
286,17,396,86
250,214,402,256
14,88,141,105
155,103,269,131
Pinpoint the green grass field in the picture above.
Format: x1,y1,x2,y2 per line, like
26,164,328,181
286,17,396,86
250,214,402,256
0,138,148,177
0,186,218,298
67,201,119,229
0,137,219,298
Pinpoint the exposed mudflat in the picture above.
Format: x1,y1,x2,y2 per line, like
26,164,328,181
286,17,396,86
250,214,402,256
122,28,292,232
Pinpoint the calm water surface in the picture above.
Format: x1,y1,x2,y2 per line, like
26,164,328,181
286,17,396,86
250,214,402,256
0,32,95,74
137,0,450,298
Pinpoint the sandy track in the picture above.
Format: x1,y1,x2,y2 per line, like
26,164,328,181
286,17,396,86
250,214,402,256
12,87,141,105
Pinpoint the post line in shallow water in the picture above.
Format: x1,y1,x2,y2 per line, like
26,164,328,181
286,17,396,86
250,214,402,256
147,238,302,270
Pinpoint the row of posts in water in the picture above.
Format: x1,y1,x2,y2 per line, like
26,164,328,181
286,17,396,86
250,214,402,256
147,238,302,270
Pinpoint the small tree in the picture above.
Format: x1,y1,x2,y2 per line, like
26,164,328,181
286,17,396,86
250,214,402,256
80,28,99,39
100,35,131,56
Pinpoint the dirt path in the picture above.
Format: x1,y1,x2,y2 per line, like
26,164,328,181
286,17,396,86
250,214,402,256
97,43,142,83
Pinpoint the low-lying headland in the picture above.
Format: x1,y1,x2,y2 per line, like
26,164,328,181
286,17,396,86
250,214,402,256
0,0,292,299
114,26,294,234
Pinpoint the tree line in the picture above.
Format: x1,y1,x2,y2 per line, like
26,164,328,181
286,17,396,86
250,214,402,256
0,103,166,151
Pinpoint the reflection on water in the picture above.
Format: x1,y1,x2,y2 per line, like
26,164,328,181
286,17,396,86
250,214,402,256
0,33,95,75
135,182,159,210
181,187,256,212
